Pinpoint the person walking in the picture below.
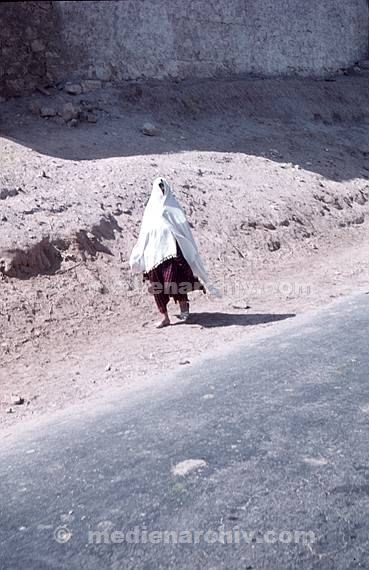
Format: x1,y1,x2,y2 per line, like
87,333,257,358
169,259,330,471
129,177,218,328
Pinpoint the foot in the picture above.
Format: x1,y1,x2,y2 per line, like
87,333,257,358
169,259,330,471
179,302,190,321
156,316,170,329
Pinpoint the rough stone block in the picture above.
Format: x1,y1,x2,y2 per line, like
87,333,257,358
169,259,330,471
62,102,80,122
81,79,102,93
40,106,57,117
64,83,82,95
31,39,45,53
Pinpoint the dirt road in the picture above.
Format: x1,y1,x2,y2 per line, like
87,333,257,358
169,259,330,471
1,76,369,432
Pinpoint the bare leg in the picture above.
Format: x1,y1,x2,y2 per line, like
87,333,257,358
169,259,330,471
179,300,188,312
178,298,190,321
152,290,170,328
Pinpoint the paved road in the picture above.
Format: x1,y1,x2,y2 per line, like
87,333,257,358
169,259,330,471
1,294,369,570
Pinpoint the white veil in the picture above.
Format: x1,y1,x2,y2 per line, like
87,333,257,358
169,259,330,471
129,178,219,296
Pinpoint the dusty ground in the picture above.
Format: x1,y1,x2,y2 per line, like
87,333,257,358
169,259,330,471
1,76,369,434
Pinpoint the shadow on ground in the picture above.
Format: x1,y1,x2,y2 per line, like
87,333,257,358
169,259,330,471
183,312,295,328
1,77,369,182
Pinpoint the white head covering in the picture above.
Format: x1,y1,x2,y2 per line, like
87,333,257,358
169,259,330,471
129,177,219,296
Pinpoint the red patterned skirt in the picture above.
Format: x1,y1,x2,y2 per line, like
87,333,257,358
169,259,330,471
146,246,204,314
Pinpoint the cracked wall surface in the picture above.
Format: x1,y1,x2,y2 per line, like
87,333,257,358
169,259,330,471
0,1,60,98
55,0,368,81
1,0,368,97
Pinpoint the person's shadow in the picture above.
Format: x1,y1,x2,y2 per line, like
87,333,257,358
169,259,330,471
178,312,295,328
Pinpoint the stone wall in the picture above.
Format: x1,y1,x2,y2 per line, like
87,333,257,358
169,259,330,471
0,1,60,98
54,0,368,81
0,0,368,98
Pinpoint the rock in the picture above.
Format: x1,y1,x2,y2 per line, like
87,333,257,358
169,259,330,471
353,214,365,225
113,207,132,216
36,86,51,97
62,102,79,122
246,220,257,229
79,109,98,123
53,116,65,126
202,393,215,400
29,100,41,115
354,191,368,206
31,39,45,53
171,459,207,477
141,122,160,136
64,83,82,95
82,102,100,113
5,78,24,93
81,79,102,93
6,407,14,414
279,219,290,227
95,66,112,81
303,457,328,467
67,119,79,128
267,238,281,252
332,198,343,210
105,364,112,372
179,359,190,365
12,395,25,406
86,112,98,123
0,188,19,200
79,110,89,122
345,66,359,76
292,215,305,225
40,106,57,118
263,222,276,230
126,84,144,103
